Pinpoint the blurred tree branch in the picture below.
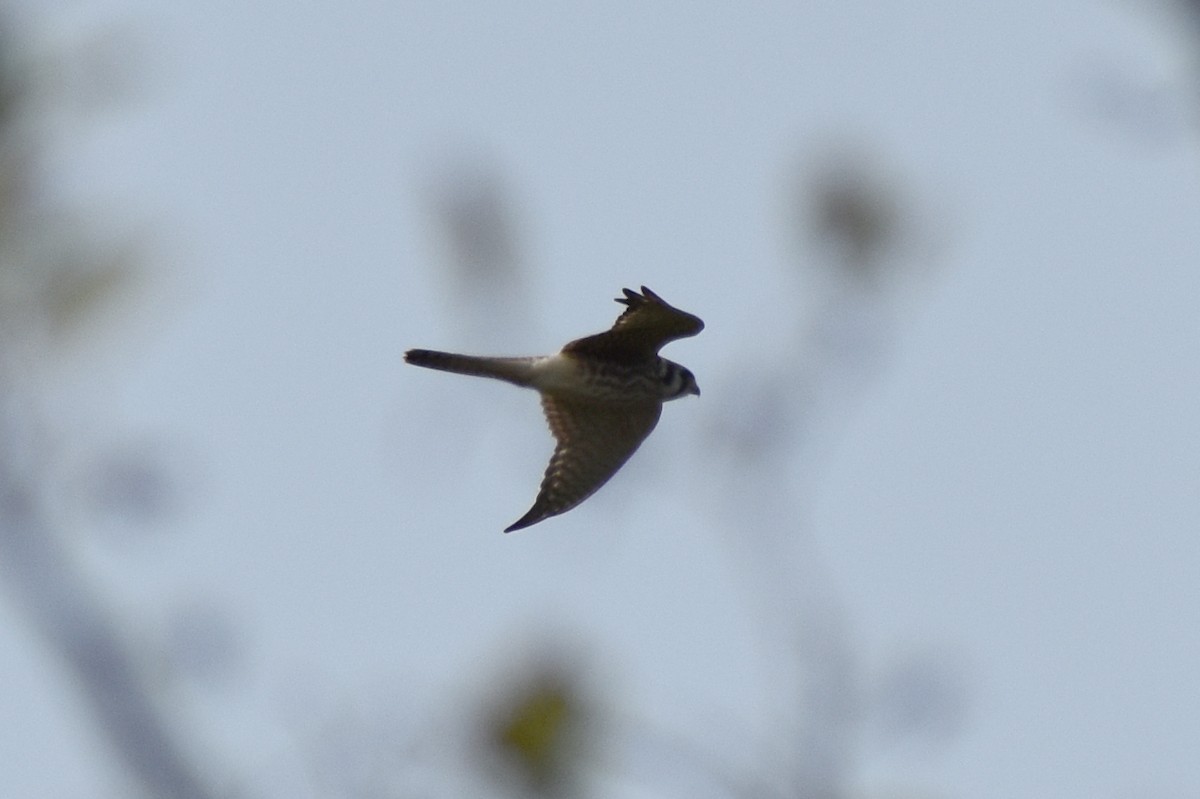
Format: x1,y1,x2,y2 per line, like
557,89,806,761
0,12,219,799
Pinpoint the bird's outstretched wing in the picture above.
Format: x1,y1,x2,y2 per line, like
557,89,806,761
562,286,704,360
504,395,662,532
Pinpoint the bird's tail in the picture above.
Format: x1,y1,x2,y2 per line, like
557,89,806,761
404,349,536,387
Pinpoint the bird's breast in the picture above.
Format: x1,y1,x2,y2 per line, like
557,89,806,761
532,352,665,402
527,354,583,392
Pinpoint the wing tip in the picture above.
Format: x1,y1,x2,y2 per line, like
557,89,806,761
616,286,662,307
503,506,546,533
612,286,703,336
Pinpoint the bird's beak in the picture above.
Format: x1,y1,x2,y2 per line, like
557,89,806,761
690,384,701,397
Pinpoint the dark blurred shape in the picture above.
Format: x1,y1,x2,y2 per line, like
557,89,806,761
1067,49,1192,145
1171,0,1200,36
67,609,213,799
42,238,141,342
1071,1,1200,143
428,162,523,294
1160,0,1200,122
483,664,591,796
433,164,520,287
0,483,217,799
802,149,904,282
871,649,969,749
77,441,182,529
424,159,531,340
0,23,27,240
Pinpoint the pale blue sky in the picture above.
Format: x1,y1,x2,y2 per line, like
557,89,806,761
3,2,1198,797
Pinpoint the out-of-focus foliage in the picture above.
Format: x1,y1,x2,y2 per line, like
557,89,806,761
867,648,970,753
1070,1,1200,143
0,10,218,799
71,440,183,530
793,144,933,294
483,665,591,796
431,162,522,290
0,18,139,350
807,157,902,279
424,159,533,342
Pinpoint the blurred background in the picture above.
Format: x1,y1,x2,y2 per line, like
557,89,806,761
1,2,1197,798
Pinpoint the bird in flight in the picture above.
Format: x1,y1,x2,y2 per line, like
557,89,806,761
405,286,704,532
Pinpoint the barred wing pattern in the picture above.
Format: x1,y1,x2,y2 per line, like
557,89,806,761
504,396,663,532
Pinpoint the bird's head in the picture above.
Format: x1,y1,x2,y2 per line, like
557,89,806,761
661,360,700,399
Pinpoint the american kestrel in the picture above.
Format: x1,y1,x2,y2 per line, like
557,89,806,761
405,286,703,532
